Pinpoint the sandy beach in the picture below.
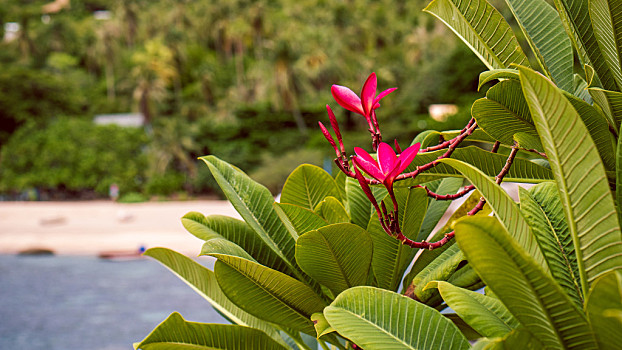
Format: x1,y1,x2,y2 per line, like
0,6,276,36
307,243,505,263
0,200,240,256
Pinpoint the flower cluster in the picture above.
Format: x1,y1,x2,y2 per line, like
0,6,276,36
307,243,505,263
321,73,420,238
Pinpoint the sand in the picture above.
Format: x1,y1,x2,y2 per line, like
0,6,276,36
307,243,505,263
0,200,240,256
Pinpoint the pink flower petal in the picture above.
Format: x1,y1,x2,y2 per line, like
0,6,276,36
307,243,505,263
397,143,420,174
361,73,377,117
373,87,397,105
384,159,403,186
353,155,385,181
354,147,377,164
377,142,398,175
331,85,364,115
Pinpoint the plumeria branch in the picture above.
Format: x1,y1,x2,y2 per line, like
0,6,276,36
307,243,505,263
320,73,524,251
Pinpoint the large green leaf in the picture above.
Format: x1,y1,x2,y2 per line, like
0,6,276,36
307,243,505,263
454,216,598,349
200,156,301,278
367,187,427,291
211,254,327,335
504,0,574,92
519,66,622,294
324,286,469,350
281,164,341,211
296,223,373,296
438,158,548,272
273,203,328,240
135,312,288,350
553,0,617,90
182,212,290,273
472,80,542,151
586,271,622,350
590,0,622,91
423,0,529,70
400,146,553,186
427,281,519,338
142,248,283,344
519,183,583,307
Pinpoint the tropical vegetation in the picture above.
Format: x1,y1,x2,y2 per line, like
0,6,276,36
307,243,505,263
136,0,622,348
0,0,482,199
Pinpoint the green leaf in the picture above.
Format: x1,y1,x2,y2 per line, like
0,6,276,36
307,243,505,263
590,0,622,91
472,80,542,151
410,244,465,303
200,156,298,275
504,0,574,92
296,223,373,296
564,92,617,171
553,0,617,90
274,203,328,240
427,281,519,338
473,327,545,350
310,313,336,339
478,69,520,90
400,146,553,186
586,271,622,350
323,286,470,350
589,87,622,130
142,248,283,344
281,164,341,211
438,158,548,272
200,238,256,261
423,0,529,70
212,254,327,335
519,66,622,294
519,183,583,307
411,129,443,148
315,196,350,224
182,212,290,273
135,312,288,350
367,187,427,291
454,216,598,349
618,133,622,223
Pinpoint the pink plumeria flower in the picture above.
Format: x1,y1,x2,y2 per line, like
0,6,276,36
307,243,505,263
352,142,421,189
331,73,397,127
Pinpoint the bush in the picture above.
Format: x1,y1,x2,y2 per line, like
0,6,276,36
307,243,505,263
0,118,148,197
144,172,186,196
249,148,325,194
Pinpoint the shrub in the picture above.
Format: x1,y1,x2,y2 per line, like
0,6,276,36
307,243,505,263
0,118,148,197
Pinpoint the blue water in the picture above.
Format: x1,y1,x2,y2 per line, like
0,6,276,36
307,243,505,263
0,254,227,349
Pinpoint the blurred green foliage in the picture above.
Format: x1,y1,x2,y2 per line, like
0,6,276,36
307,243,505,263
0,0,485,199
0,118,148,198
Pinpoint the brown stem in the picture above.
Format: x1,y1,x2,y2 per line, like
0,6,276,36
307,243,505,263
419,118,476,153
417,185,475,200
